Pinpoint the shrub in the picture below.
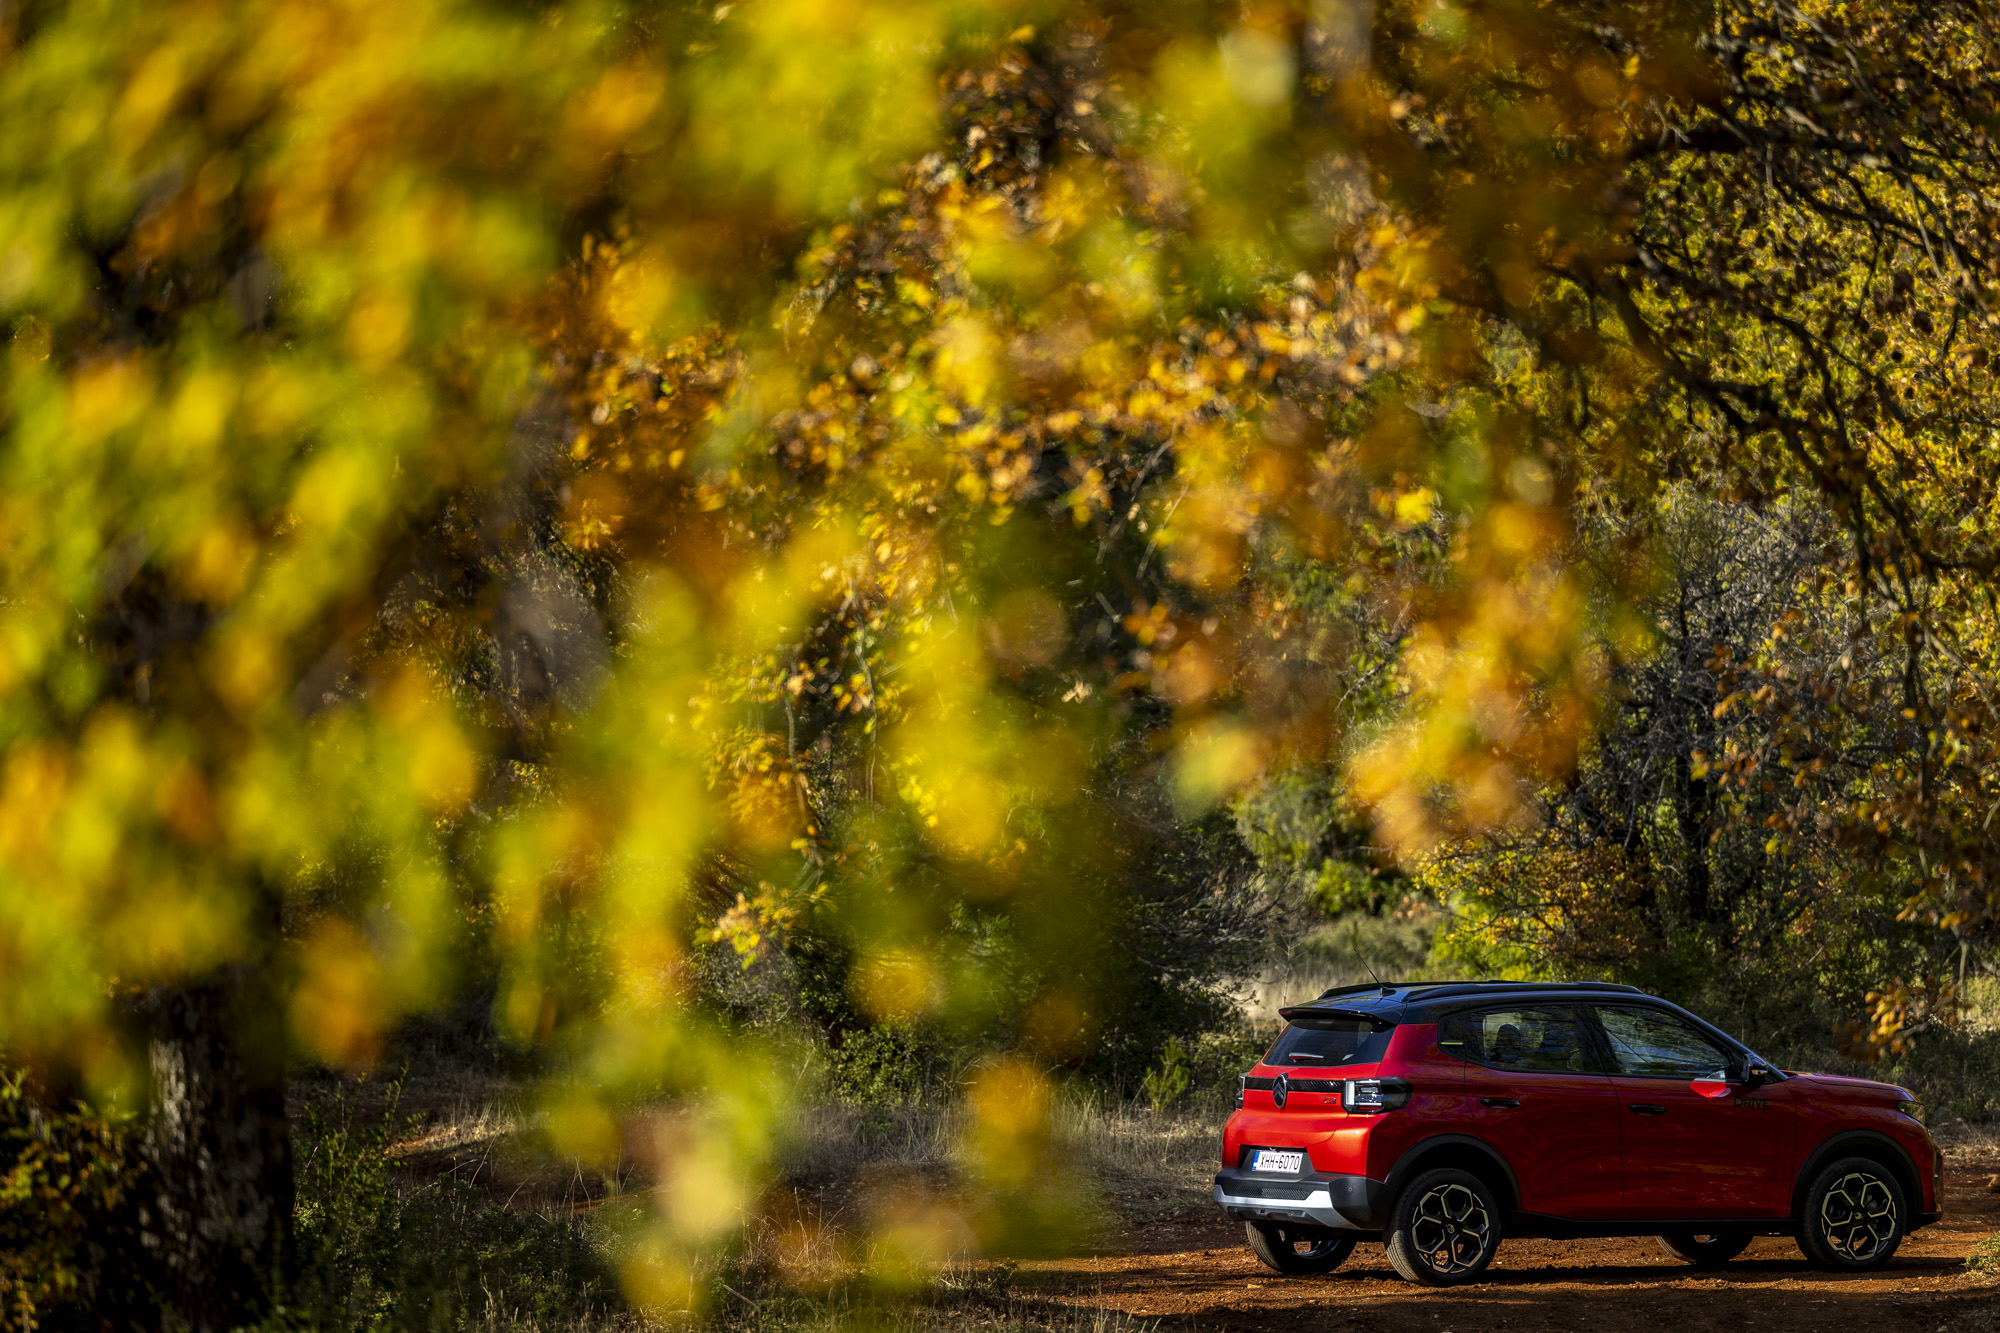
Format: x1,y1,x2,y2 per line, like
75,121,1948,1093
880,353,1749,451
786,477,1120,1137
1140,1038,1191,1113
1967,1231,2000,1277
828,1023,952,1107
0,1073,152,1332
285,1079,623,1330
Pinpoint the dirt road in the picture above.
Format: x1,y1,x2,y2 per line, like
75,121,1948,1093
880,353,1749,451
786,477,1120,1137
1013,1150,2000,1332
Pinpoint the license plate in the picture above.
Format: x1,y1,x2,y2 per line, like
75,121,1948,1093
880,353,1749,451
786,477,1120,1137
1250,1149,1304,1175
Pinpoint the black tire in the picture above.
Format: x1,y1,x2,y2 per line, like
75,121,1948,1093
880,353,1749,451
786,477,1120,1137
1384,1168,1502,1286
1656,1231,1752,1267
1244,1221,1356,1276
1796,1156,1906,1271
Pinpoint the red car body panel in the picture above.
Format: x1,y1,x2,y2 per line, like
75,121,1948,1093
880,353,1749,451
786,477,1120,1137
1223,1024,1444,1180
1610,1073,1796,1218
1786,1073,1938,1213
1469,1064,1623,1217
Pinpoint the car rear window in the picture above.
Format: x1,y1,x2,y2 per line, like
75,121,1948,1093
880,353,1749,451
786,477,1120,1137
1263,1016,1395,1066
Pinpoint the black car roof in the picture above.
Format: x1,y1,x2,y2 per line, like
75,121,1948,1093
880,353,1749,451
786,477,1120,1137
1277,980,1662,1027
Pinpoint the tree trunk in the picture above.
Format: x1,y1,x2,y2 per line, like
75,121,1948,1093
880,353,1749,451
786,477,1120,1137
137,974,293,1331
1673,746,1715,930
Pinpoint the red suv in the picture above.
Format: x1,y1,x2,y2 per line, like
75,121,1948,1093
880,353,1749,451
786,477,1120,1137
1215,981,1941,1286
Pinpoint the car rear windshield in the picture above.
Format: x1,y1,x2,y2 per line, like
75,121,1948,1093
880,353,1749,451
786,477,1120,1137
1264,1017,1395,1066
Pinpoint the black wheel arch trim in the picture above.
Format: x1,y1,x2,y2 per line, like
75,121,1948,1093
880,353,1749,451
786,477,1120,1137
1384,1133,1521,1213
1792,1129,1924,1221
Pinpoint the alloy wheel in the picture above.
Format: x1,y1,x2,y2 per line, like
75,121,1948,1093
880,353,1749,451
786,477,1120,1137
1818,1169,1899,1262
1409,1181,1492,1276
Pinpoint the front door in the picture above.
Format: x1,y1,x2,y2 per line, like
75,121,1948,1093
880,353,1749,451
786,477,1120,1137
1440,1005,1623,1219
1589,1004,1798,1219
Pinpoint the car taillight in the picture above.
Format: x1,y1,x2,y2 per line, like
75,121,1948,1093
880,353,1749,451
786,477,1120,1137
1342,1077,1411,1113
1238,1074,1247,1109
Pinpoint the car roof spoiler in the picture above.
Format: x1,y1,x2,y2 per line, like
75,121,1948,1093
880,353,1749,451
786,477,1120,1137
1276,1005,1393,1025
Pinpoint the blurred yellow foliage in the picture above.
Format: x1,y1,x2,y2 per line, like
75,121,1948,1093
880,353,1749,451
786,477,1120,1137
11,0,2000,1313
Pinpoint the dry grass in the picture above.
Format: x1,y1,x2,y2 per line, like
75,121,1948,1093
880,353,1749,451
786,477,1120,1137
1234,913,1450,1024
776,1093,1218,1188
781,1104,965,1186
310,1068,1220,1330
1238,965,1355,1026
1051,1095,1220,1220
764,1090,1222,1227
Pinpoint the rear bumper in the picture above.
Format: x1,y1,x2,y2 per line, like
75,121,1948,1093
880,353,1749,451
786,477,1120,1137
1213,1167,1386,1231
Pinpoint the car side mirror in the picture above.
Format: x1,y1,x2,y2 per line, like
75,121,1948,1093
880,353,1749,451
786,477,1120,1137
1691,1070,1734,1099
1696,1060,1773,1097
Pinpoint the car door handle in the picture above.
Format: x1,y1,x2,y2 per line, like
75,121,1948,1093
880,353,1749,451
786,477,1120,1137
1629,1103,1667,1115
1480,1097,1520,1108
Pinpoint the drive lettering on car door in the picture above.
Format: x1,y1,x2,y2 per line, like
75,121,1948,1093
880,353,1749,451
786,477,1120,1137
1590,1004,1797,1219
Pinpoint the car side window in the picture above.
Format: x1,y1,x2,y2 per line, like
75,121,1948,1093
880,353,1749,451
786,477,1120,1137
1439,1007,1596,1074
1593,1005,1731,1078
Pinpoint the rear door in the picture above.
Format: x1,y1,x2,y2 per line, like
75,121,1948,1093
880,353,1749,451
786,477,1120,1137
1439,1005,1623,1219
1588,1004,1797,1219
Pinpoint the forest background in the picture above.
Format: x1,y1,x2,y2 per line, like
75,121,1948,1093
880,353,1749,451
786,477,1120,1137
5,0,2000,1327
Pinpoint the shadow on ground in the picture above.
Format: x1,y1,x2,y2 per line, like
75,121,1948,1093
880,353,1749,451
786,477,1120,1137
1006,1152,2000,1333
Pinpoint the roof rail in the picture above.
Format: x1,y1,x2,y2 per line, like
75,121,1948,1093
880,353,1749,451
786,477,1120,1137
1402,980,1645,999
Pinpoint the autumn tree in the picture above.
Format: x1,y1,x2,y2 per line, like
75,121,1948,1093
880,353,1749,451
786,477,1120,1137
1350,0,2000,1024
10,0,2000,1325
